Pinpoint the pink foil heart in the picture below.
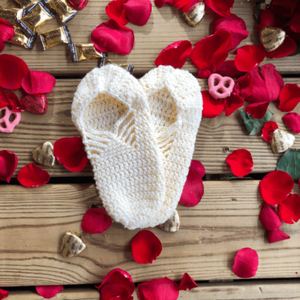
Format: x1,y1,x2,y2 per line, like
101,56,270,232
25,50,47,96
21,94,48,115
0,107,21,133
208,73,235,99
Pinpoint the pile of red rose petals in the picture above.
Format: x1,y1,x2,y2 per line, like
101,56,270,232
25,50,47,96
36,285,63,299
232,248,259,278
226,149,253,177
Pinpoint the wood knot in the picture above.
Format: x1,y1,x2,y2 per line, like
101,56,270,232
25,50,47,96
223,147,230,153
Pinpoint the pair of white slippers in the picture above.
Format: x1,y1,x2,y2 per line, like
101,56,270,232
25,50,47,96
72,65,203,230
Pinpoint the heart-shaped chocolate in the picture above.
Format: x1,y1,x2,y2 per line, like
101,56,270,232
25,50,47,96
21,94,48,115
32,142,55,167
260,27,286,53
183,1,205,27
60,231,86,258
271,129,295,154
159,210,180,233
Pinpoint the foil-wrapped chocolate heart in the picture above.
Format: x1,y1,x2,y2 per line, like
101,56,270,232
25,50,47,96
260,27,286,53
60,231,86,258
271,129,295,154
183,1,205,27
21,94,48,115
159,210,180,233
32,142,55,167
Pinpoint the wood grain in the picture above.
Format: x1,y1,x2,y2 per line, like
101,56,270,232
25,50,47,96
0,181,300,287
1,0,300,76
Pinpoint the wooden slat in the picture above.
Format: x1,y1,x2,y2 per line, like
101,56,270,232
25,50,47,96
1,78,299,177
0,181,300,287
1,0,300,76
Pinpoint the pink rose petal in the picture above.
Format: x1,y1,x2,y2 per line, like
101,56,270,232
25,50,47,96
282,112,300,134
232,248,259,278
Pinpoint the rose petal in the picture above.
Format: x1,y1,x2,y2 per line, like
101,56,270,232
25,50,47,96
226,149,253,177
0,150,18,183
278,193,300,224
234,45,266,72
0,18,14,45
262,120,278,142
213,14,249,51
155,40,192,69
258,9,283,33
137,277,179,300
204,0,233,17
91,20,134,55
285,12,300,35
36,286,63,299
123,0,152,26
215,60,245,78
0,54,29,90
179,160,205,207
233,73,252,100
178,273,198,291
173,0,191,12
17,163,50,188
155,0,173,8
21,71,56,95
81,208,112,234
271,0,298,18
268,229,290,243
67,0,88,10
0,289,8,300
259,170,294,205
259,205,282,230
266,36,297,59
201,90,224,118
224,93,244,116
282,112,300,134
53,137,88,172
132,230,162,264
0,87,9,108
245,102,269,120
190,29,233,78
106,0,128,25
21,94,48,115
278,83,300,112
232,248,259,279
7,92,24,112
100,284,131,300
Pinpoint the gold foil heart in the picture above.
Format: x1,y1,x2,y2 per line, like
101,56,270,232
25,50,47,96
183,1,205,27
159,210,180,233
60,231,86,257
260,27,286,52
271,129,295,154
32,142,55,167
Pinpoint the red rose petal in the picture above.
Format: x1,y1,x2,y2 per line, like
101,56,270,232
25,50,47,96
36,286,63,299
179,160,205,207
123,0,152,26
278,193,300,224
262,120,278,143
266,36,297,59
0,289,8,300
204,0,233,17
21,94,48,115
81,208,112,234
67,0,88,10
132,230,162,264
232,248,259,279
0,18,14,46
155,40,192,69
258,9,283,34
173,0,191,12
21,71,56,95
278,83,300,112
224,93,244,116
137,277,179,300
259,205,282,230
0,87,9,108
201,90,224,118
7,92,24,112
100,284,131,300
259,170,294,205
17,163,50,188
268,229,290,243
282,112,300,134
155,0,173,8
0,150,18,183
190,29,233,78
213,14,249,51
215,60,245,78
245,102,269,119
0,54,29,90
178,273,198,291
234,45,266,72
106,0,128,25
285,12,300,35
233,73,252,100
226,149,253,177
271,0,298,19
91,20,134,55
53,137,88,172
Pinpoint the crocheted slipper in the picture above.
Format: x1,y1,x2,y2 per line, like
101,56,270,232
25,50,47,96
139,66,203,226
72,65,166,230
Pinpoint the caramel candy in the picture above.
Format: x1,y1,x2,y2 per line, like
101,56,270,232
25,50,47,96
260,27,286,53
60,231,86,257
32,142,55,167
271,129,295,154
159,210,180,233
14,0,39,8
6,27,37,49
69,43,103,62
0,6,23,24
40,26,71,50
183,1,205,27
99,57,134,74
44,0,77,23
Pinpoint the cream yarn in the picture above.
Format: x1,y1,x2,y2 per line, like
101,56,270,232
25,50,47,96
72,65,166,230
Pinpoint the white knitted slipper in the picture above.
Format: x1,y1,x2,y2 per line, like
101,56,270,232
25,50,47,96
139,66,203,226
72,65,166,230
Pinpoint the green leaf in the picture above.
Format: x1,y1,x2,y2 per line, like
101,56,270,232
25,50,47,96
240,109,273,135
276,149,300,181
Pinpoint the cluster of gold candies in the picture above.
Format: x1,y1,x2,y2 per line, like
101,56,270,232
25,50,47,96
0,0,103,62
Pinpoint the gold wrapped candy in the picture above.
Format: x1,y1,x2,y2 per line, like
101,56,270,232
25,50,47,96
6,27,37,49
14,0,39,8
32,142,55,166
271,129,295,154
69,43,103,62
260,27,286,53
40,26,72,50
60,231,86,257
159,210,180,233
183,1,205,27
0,6,23,24
44,0,77,23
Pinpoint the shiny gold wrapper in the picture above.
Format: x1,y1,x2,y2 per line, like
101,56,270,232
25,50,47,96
40,26,71,50
99,57,134,74
60,231,86,258
260,27,286,53
0,6,23,24
69,43,102,61
32,142,55,166
159,210,180,233
271,129,295,154
183,1,205,27
44,0,77,23
14,0,39,8
6,26,37,49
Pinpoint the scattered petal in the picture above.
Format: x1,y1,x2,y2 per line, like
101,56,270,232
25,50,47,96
224,93,244,116
0,18,14,52
21,94,48,115
7,92,24,112
81,208,112,234
178,273,198,291
179,160,205,207
100,284,131,300
215,60,245,78
233,73,252,100
132,230,162,264
259,205,282,230
173,0,191,12
266,36,297,59
17,163,50,188
232,248,259,278
0,289,8,300
259,170,294,205
278,83,300,112
268,229,290,243
226,149,253,177
204,0,233,17
271,0,298,19
36,286,63,299
67,0,89,10
155,40,192,69
106,0,128,25
53,137,88,172
201,90,224,118
283,112,300,134
124,0,152,26
155,0,173,7
262,120,278,143
278,193,300,224
0,150,18,183
245,102,269,120
0,87,9,108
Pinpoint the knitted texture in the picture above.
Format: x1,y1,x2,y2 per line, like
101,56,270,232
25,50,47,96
72,65,166,230
139,66,203,226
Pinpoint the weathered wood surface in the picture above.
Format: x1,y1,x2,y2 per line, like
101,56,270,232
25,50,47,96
1,0,300,76
1,78,299,177
0,181,299,287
